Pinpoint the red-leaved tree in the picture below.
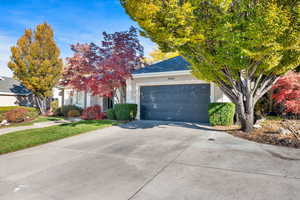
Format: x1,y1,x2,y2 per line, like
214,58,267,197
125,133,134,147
272,72,300,114
61,27,144,103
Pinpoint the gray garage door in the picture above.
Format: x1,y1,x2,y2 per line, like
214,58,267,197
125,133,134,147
140,84,210,122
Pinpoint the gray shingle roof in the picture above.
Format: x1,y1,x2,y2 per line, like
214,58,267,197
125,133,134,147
0,76,31,95
133,56,191,74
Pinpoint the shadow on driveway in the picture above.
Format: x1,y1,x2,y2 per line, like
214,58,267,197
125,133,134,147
119,120,226,132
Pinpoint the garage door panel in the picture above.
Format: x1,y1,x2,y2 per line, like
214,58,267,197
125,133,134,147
140,84,210,122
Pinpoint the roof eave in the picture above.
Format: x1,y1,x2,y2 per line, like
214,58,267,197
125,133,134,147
132,70,191,78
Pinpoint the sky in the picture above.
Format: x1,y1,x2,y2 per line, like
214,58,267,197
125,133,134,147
0,0,156,77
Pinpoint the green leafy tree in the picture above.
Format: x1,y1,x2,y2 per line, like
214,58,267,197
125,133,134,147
145,46,179,64
8,23,63,114
121,0,300,132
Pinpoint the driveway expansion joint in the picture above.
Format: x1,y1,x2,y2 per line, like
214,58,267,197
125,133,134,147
127,139,193,200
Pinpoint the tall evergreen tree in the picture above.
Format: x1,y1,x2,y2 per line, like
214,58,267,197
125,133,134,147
121,0,300,132
8,23,63,114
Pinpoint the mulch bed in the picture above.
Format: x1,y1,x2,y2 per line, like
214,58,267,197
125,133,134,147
215,120,300,149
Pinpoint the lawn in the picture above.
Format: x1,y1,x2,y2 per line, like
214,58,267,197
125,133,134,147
0,120,118,154
0,116,65,129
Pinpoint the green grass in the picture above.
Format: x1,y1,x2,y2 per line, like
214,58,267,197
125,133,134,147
0,116,65,129
0,120,117,154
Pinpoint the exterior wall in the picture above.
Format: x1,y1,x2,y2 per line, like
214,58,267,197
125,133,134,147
126,72,231,119
55,88,105,109
0,94,32,106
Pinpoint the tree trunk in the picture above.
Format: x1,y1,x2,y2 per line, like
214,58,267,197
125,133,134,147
35,95,48,115
217,69,280,133
236,101,254,133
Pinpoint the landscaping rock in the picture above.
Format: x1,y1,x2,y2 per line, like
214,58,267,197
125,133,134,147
253,124,262,129
0,120,9,126
278,128,291,136
255,118,266,125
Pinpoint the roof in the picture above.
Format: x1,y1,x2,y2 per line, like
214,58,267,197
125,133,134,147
0,76,31,95
133,56,191,74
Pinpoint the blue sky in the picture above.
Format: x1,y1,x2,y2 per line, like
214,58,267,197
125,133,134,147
0,0,156,77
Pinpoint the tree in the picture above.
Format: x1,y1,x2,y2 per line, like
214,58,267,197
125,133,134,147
120,0,300,132
272,72,300,115
8,23,63,114
145,46,178,64
61,27,144,104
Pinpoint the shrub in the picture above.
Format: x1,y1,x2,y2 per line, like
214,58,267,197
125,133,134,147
81,105,105,120
114,104,137,121
55,105,82,117
68,110,81,118
106,109,116,120
0,106,38,113
51,100,59,112
0,106,19,114
0,106,39,122
5,108,29,123
26,108,39,119
0,114,5,122
208,103,235,126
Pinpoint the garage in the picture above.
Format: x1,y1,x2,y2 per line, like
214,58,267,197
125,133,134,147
140,84,211,122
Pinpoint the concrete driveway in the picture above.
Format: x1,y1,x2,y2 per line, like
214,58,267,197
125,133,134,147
0,120,300,200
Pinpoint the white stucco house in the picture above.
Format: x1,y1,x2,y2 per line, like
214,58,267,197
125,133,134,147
56,56,230,122
126,56,230,122
0,76,34,107
53,87,114,112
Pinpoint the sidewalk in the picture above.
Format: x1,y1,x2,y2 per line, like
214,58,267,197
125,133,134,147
0,120,70,136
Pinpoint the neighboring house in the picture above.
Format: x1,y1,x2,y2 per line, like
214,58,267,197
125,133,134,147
0,76,33,107
126,56,230,123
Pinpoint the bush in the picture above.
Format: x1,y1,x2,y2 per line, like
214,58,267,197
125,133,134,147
26,108,39,119
68,110,81,118
0,106,36,114
0,106,19,114
5,108,29,123
51,100,59,112
55,105,82,117
81,105,105,120
114,104,137,121
0,106,39,122
106,109,116,120
208,103,235,126
0,114,5,122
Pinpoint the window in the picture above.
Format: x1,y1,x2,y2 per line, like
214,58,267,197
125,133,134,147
75,91,84,106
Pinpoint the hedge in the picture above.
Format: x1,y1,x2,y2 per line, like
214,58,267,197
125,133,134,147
106,108,116,120
114,104,137,121
208,103,235,126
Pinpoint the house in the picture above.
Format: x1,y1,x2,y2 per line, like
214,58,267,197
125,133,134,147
57,56,230,122
0,76,33,106
126,56,230,123
54,87,114,111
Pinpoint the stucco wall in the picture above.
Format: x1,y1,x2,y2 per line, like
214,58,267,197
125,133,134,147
126,73,230,104
126,73,231,119
0,94,32,106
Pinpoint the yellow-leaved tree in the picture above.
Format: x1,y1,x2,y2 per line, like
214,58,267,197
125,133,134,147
145,46,179,64
121,0,300,132
8,23,63,114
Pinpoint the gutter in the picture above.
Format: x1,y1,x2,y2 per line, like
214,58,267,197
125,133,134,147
132,70,192,78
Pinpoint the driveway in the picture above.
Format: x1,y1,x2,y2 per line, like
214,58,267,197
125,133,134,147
0,120,300,200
